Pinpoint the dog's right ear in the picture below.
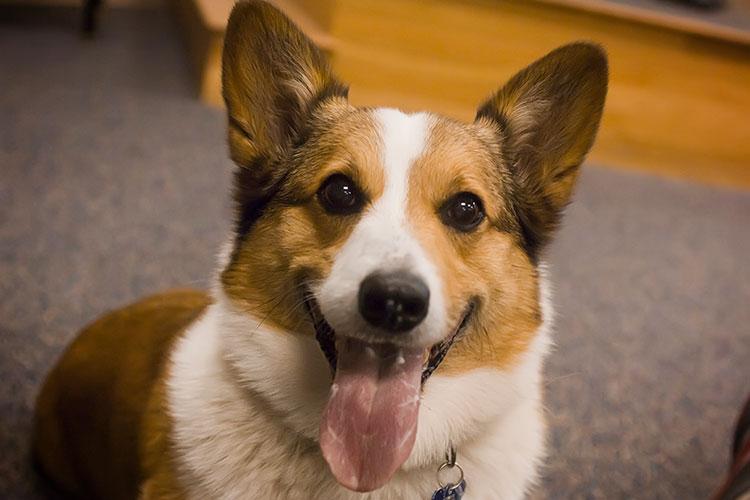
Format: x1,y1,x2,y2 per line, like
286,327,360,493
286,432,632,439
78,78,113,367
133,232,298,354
222,0,347,180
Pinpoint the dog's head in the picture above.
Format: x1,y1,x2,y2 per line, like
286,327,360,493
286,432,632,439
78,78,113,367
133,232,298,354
218,0,607,492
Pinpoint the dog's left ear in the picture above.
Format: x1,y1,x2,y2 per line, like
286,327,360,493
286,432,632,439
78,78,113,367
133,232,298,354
476,42,608,259
222,0,347,178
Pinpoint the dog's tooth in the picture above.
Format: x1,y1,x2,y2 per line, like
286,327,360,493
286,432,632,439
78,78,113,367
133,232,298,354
395,351,405,366
365,346,377,359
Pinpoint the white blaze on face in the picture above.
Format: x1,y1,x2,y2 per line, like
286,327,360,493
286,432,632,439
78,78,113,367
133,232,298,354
316,108,446,348
316,108,449,492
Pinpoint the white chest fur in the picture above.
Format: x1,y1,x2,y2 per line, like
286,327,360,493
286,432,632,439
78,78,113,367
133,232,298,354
166,285,551,500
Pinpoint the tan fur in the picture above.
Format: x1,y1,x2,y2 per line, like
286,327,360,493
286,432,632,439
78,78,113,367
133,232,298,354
406,117,542,373
33,290,209,499
138,378,186,500
221,103,385,333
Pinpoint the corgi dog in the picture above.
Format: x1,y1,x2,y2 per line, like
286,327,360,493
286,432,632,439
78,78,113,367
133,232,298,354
32,1,607,498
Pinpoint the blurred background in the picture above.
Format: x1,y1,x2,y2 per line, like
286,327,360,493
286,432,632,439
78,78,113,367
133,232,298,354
1,0,749,498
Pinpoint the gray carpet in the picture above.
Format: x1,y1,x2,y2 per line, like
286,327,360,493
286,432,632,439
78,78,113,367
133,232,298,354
1,5,749,500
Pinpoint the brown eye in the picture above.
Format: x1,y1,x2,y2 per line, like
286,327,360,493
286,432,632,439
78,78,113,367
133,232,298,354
440,192,485,232
317,174,363,215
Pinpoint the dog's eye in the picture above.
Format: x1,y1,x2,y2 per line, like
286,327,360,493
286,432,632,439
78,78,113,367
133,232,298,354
317,174,363,215
440,192,485,232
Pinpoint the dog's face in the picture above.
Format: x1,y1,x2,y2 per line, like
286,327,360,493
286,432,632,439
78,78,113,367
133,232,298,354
219,1,607,493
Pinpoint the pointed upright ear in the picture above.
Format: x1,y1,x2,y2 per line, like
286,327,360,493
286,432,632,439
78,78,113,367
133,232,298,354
222,0,347,180
476,42,608,259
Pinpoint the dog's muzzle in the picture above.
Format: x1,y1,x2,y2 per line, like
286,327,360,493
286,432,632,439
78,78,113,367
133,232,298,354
303,286,475,385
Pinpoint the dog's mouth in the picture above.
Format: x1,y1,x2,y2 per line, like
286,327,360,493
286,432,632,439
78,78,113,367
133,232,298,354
303,288,475,493
304,292,475,384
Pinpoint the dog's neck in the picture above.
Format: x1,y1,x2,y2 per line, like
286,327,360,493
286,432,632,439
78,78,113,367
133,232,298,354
164,278,552,498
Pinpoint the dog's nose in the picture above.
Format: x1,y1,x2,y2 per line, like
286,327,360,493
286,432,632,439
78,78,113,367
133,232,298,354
358,272,430,333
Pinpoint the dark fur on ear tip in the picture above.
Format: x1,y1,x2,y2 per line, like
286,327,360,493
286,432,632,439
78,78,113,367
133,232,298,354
476,41,608,130
222,0,347,167
476,41,608,261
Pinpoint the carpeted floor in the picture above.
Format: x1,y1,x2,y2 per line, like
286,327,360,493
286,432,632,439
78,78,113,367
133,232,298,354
1,5,749,499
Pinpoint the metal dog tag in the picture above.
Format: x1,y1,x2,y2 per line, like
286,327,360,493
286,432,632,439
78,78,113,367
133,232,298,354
431,478,466,500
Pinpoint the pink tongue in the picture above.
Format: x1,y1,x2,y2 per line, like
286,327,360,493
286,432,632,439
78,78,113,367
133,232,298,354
319,338,424,492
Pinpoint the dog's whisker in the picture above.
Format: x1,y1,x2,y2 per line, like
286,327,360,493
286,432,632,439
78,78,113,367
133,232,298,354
544,371,583,386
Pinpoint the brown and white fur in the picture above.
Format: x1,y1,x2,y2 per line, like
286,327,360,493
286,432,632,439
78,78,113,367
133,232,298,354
32,2,608,499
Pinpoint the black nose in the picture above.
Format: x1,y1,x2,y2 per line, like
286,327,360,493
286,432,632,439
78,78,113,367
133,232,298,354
358,272,430,333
